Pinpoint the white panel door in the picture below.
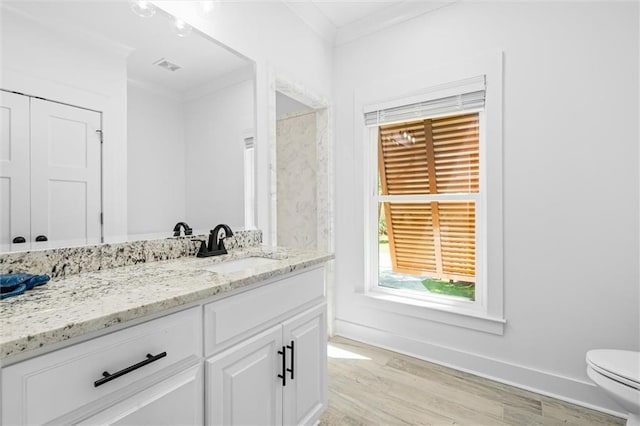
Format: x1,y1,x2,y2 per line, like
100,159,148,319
77,364,203,426
0,91,30,252
282,303,327,426
30,98,101,248
206,325,283,426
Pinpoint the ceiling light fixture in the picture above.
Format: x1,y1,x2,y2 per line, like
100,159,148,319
130,0,156,18
172,18,193,37
393,130,416,146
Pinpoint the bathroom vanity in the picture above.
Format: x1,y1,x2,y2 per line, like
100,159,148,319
0,239,331,425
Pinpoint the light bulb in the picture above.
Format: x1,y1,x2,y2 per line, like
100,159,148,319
172,18,193,37
130,0,156,18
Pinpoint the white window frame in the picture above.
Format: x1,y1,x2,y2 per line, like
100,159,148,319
243,132,256,230
360,52,505,335
366,111,485,306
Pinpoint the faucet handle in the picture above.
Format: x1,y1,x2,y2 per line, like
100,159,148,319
173,222,192,237
191,239,207,256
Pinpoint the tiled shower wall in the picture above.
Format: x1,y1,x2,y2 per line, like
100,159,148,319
276,112,318,250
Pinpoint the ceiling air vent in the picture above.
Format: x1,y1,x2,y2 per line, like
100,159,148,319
153,58,181,72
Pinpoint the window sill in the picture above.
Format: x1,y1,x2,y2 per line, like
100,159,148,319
356,291,505,335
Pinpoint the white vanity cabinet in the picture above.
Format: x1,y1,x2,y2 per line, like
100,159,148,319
1,307,203,425
1,263,328,426
204,267,327,426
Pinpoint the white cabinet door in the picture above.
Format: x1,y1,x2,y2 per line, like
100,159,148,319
77,364,203,426
30,98,102,248
206,325,283,426
0,91,30,251
282,303,327,426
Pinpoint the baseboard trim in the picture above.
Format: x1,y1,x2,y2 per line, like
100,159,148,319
333,319,626,419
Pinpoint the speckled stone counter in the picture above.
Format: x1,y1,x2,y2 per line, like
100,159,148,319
0,230,263,279
0,245,332,360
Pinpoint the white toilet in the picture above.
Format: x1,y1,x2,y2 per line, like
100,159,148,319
586,349,640,426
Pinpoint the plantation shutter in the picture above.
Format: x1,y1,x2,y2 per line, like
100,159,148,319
378,113,479,282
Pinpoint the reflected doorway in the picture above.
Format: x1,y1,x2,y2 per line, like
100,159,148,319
0,90,102,252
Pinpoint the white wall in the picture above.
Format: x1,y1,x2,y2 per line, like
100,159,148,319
0,8,128,242
184,79,254,231
333,1,639,414
276,92,313,119
127,84,186,236
153,1,333,244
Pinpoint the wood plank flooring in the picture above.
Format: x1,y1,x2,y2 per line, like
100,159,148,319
320,337,624,426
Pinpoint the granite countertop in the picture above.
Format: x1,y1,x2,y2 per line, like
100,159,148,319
0,246,333,360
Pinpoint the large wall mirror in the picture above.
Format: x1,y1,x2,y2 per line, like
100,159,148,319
0,1,256,253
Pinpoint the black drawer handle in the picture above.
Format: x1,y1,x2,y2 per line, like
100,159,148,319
286,340,294,380
277,346,286,387
94,352,167,387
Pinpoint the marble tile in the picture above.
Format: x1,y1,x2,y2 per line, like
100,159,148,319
277,112,318,250
272,77,333,254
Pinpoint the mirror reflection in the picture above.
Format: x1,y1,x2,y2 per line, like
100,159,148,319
0,1,256,253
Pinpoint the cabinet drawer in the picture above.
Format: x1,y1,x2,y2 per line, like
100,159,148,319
2,307,201,425
204,266,324,356
77,363,203,426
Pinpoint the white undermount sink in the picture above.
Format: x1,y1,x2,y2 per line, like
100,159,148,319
202,257,280,274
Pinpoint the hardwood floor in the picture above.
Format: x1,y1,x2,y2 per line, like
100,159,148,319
320,337,624,426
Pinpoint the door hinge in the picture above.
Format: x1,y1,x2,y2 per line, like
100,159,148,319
96,129,103,143
100,212,104,225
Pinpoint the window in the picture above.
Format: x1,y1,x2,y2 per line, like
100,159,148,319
377,113,479,301
363,72,504,332
243,135,255,229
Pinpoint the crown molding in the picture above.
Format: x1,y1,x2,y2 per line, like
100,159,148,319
282,0,457,47
335,1,456,46
282,0,337,44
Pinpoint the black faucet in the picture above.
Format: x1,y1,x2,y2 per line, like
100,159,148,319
173,222,192,237
194,224,234,257
210,224,233,252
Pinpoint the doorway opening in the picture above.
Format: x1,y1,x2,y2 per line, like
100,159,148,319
272,86,331,254
270,80,333,333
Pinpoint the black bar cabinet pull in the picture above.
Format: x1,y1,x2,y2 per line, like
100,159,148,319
277,346,287,386
286,340,295,380
12,236,25,244
35,235,48,242
94,352,167,387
